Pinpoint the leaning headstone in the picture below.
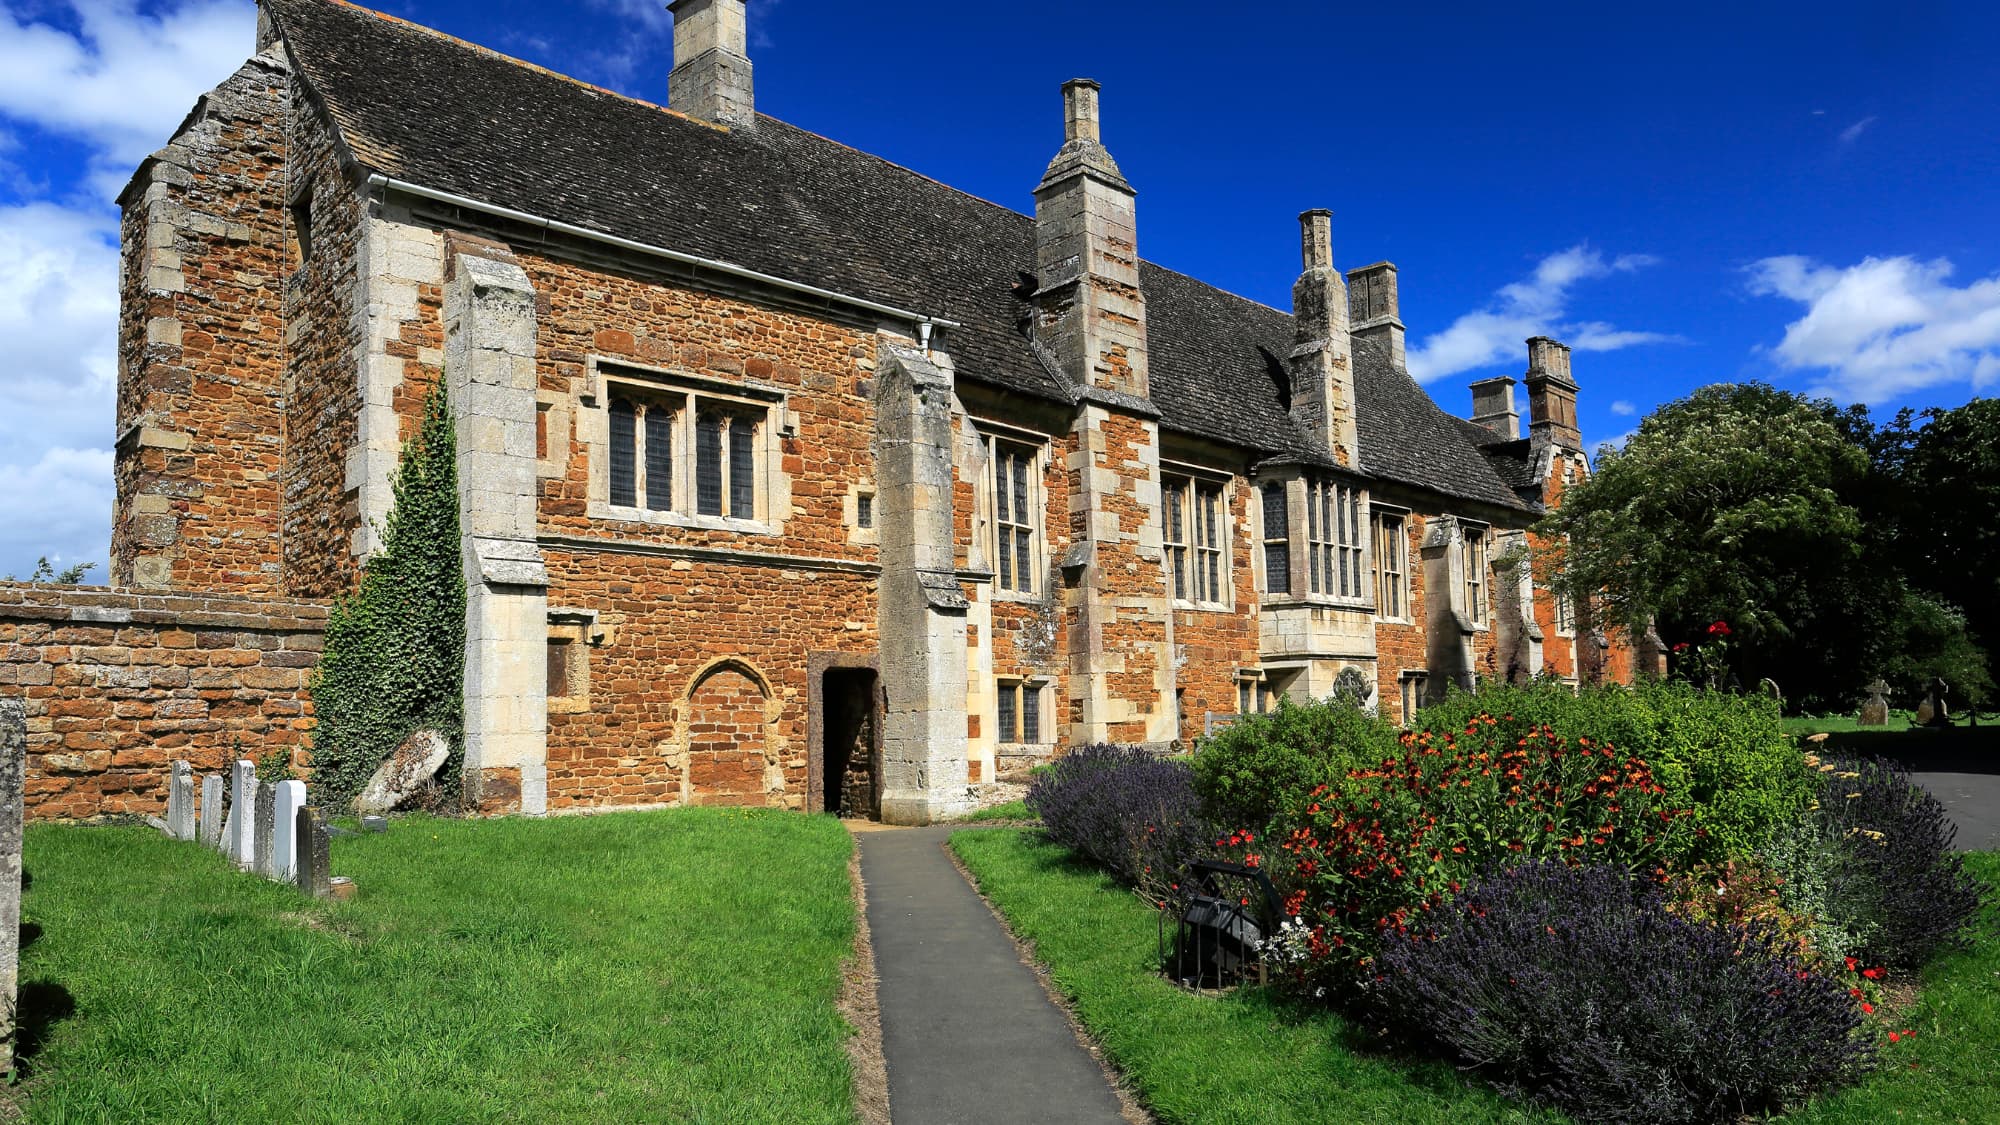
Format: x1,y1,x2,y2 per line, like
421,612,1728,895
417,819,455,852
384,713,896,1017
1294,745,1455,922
166,761,195,841
271,781,307,883
1915,697,1937,726
355,729,450,815
295,806,332,900
252,782,277,879
228,760,259,870
1858,678,1891,728
199,774,225,849
0,699,26,1077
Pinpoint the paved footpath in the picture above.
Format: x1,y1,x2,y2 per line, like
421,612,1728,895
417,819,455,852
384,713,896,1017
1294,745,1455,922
856,825,1129,1125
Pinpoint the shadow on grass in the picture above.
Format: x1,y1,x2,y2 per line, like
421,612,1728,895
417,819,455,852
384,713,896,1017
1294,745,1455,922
13,980,75,1079
1817,727,2000,775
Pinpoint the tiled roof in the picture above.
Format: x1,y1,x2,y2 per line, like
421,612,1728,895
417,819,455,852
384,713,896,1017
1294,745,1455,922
264,0,1531,511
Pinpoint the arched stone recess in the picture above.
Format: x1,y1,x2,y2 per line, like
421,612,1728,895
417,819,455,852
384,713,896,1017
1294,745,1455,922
672,657,788,808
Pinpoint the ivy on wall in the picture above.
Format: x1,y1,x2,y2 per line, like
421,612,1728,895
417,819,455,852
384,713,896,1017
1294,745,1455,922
307,380,465,809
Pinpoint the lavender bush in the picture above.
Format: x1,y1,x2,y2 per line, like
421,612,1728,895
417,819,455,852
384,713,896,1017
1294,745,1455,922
1375,861,1873,1125
1798,754,1989,969
1025,745,1212,903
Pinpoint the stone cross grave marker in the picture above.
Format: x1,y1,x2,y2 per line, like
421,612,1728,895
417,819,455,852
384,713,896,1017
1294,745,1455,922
252,782,277,879
166,761,195,841
271,781,307,883
0,699,25,1078
200,774,224,849
1859,678,1891,727
228,760,259,870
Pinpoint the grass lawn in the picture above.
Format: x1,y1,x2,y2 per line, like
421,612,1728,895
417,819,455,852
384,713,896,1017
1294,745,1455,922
953,830,2000,1125
1786,713,1924,735
15,808,859,1124
955,799,1034,824
950,828,1560,1124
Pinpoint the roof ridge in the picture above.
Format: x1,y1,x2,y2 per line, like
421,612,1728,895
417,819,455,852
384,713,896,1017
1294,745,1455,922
269,0,720,131
281,0,1293,320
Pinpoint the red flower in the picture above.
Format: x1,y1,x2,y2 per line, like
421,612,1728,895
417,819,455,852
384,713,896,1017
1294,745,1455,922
1707,620,1732,637
1845,957,1858,972
1672,642,1690,654
1861,1001,1875,1014
1888,1031,1901,1043
1862,967,1883,980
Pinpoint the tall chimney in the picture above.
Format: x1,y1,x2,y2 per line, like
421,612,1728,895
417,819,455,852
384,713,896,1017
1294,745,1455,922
1032,79,1149,399
1469,374,1520,439
1347,262,1406,373
1523,336,1581,449
1288,210,1360,466
668,0,754,130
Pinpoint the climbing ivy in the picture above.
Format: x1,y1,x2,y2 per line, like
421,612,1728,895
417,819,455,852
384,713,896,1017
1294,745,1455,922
307,379,465,810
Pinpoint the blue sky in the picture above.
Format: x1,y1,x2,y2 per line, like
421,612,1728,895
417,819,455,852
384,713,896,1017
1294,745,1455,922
2,0,1997,579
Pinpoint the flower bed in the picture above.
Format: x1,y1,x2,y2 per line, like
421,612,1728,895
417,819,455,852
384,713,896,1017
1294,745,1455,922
1026,682,1994,1122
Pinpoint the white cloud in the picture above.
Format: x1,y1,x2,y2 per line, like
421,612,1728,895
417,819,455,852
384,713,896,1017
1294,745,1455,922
1610,400,1637,416
1592,429,1638,455
0,0,252,195
1838,116,1878,145
0,447,114,581
1747,254,2000,402
0,201,120,575
1406,246,1679,383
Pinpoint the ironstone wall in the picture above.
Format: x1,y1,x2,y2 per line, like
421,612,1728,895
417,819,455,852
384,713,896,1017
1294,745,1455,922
0,583,327,821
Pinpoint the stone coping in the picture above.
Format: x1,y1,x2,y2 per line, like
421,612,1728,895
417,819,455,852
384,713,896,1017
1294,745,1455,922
0,584,330,633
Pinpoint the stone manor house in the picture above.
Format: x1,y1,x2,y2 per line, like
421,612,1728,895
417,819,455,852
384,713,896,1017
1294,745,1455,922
74,0,1650,824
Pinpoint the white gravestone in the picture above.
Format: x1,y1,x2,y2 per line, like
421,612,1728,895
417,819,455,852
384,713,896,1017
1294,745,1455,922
228,760,259,870
271,781,307,882
200,774,225,849
166,760,196,840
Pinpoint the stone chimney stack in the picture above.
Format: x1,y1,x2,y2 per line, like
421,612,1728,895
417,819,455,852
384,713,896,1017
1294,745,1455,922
1469,374,1521,440
1033,79,1150,399
1523,336,1581,449
669,0,754,130
1347,262,1406,373
1288,210,1360,466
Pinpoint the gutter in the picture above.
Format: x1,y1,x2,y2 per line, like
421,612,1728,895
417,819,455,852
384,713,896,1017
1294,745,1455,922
364,173,965,336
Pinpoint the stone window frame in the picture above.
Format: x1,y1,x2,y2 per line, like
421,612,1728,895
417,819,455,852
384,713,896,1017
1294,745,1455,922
843,480,879,547
580,357,793,536
1254,473,1375,610
975,422,1049,604
994,676,1051,746
1552,581,1577,637
1398,669,1429,724
1306,476,1367,602
1462,522,1491,628
1161,461,1232,611
1372,504,1412,623
1235,669,1275,716
1257,480,1291,597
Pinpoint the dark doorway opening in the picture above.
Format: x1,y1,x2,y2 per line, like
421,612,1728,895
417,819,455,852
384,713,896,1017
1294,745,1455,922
820,667,881,819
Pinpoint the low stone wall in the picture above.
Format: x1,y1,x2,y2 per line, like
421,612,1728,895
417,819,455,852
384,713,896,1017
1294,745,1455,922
0,584,328,821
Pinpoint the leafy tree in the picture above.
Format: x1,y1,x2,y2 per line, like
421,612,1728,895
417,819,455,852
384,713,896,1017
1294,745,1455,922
5,557,96,585
1866,399,2000,690
307,380,465,809
1539,383,1874,705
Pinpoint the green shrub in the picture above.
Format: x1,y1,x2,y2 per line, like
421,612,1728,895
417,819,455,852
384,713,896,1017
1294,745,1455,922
1189,698,1400,832
1413,679,1813,863
1251,718,1689,985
